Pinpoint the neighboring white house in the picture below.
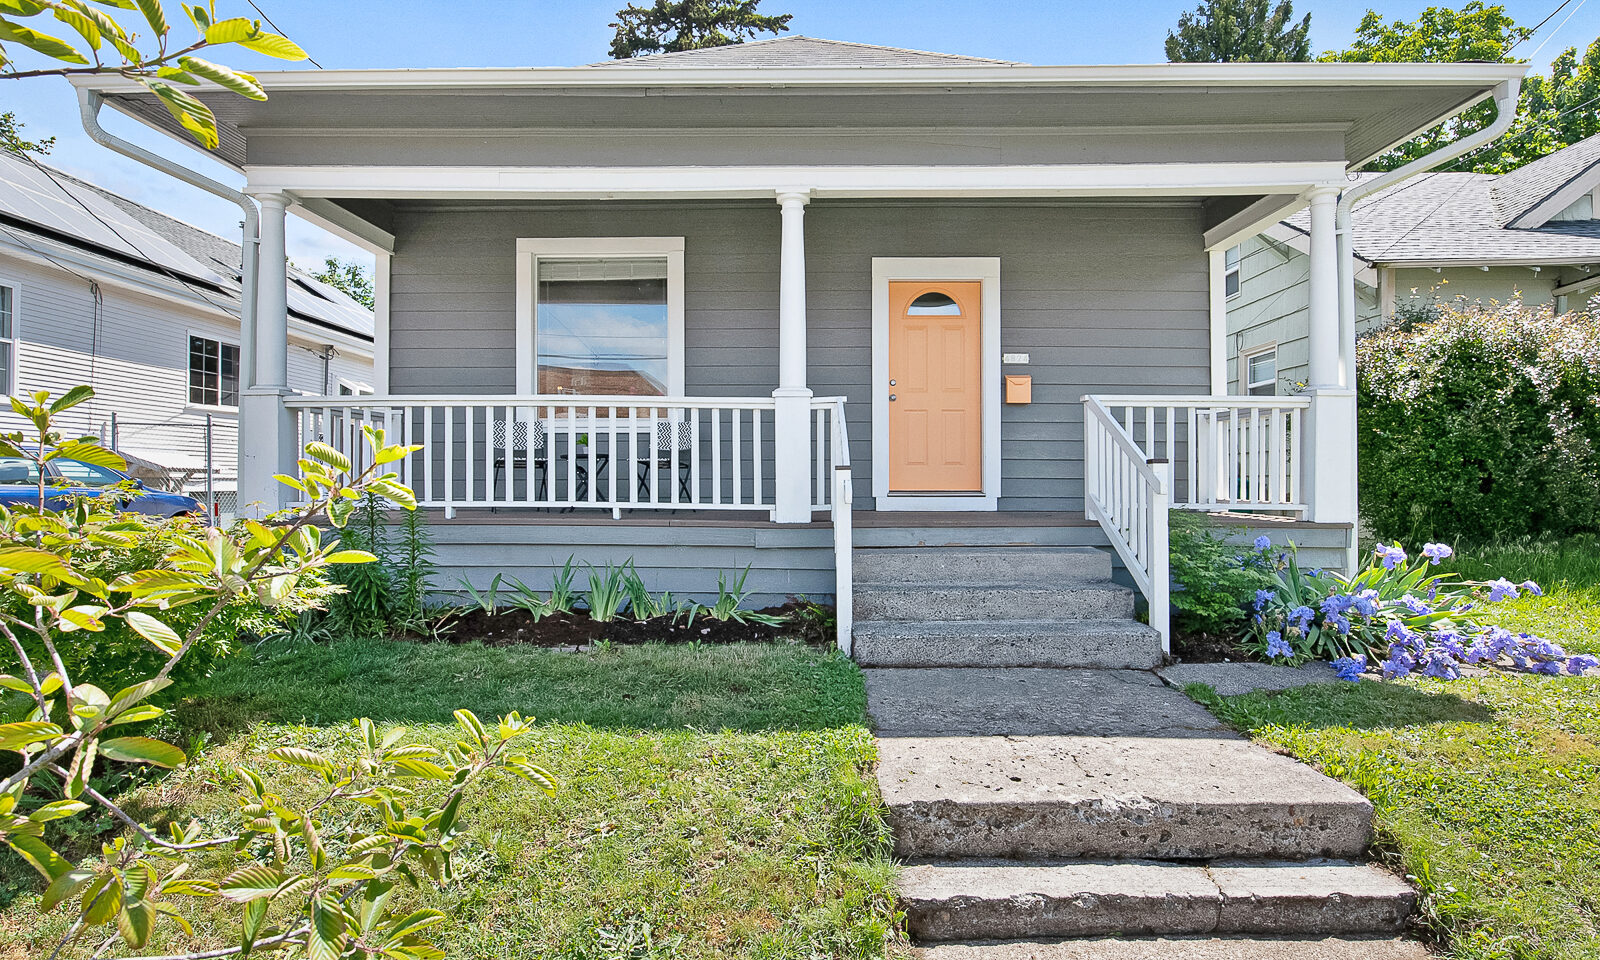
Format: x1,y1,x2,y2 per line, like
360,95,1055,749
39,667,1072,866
1227,133,1600,395
0,150,374,516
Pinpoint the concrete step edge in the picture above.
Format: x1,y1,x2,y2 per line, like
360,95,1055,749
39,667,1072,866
913,937,1431,959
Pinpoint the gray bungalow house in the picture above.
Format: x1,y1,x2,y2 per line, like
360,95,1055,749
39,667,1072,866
73,37,1523,656
1227,133,1600,395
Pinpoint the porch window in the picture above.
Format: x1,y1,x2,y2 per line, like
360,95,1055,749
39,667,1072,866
188,335,239,407
515,238,685,397
1243,345,1277,396
1224,245,1242,298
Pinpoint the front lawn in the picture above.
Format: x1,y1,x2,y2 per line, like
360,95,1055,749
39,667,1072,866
0,639,899,960
1189,674,1600,960
1439,536,1600,657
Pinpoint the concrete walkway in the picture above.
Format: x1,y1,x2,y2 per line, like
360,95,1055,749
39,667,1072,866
867,666,1419,957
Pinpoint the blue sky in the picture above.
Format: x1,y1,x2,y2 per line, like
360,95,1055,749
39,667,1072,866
7,0,1600,271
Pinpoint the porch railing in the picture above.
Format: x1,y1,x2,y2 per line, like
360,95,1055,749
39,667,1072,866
284,394,850,518
1089,395,1311,513
1083,397,1171,650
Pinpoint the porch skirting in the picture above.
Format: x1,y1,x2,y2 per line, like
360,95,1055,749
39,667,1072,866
423,510,1354,606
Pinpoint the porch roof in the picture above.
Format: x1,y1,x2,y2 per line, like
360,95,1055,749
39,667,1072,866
76,58,1524,175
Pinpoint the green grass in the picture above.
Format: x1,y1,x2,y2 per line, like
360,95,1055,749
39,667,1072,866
0,640,899,960
1437,535,1600,656
1189,675,1600,960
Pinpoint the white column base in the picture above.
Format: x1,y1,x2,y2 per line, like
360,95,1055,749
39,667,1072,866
1303,385,1357,532
238,387,298,518
772,386,814,524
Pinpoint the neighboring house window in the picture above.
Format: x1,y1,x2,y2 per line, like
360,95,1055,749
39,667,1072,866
338,379,374,396
1224,245,1242,298
515,238,686,397
188,335,240,407
1243,345,1277,396
0,283,16,394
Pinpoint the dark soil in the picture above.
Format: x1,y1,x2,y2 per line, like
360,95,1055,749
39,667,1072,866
1170,629,1253,664
421,599,828,649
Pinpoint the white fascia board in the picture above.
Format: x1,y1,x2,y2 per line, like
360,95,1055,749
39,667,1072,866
1381,256,1600,269
1507,172,1600,229
1204,194,1305,250
287,318,373,356
248,161,1350,200
70,62,1526,93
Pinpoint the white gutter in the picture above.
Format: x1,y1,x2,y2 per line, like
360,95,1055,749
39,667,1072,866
1335,78,1522,386
77,89,262,392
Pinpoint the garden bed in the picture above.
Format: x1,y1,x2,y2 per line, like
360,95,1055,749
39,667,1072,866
427,599,820,648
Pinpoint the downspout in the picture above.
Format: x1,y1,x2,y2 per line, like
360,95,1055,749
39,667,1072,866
1335,78,1522,386
77,89,261,394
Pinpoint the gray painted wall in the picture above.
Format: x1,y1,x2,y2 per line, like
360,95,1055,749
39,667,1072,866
387,198,1212,513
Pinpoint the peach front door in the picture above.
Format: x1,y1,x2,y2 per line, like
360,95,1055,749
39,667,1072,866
887,281,983,493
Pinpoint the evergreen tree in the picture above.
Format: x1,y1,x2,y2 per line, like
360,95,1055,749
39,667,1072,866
609,0,792,60
1165,0,1313,62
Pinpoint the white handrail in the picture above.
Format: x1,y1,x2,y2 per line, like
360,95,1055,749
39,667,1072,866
826,396,853,655
1083,396,1171,651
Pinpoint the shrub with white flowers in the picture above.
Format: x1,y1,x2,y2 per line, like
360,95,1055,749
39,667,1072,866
1242,541,1599,681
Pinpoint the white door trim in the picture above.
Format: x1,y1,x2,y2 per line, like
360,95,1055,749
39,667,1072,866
871,257,1001,511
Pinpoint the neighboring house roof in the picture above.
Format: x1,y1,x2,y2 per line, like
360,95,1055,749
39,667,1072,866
0,151,374,341
1492,134,1600,228
586,35,1020,68
1281,139,1600,265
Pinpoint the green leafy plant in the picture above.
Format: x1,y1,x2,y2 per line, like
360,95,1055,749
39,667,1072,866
583,563,629,623
547,556,579,615
0,0,308,149
457,573,502,615
705,566,784,626
502,576,553,621
620,561,691,624
1168,511,1275,637
0,387,557,960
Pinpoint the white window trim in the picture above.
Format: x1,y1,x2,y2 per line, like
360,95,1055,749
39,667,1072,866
1241,341,1278,396
0,278,18,396
186,329,241,410
1224,245,1243,300
870,257,1002,512
337,378,375,396
513,237,685,397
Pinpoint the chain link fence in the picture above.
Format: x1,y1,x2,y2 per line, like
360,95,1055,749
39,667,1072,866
109,414,238,522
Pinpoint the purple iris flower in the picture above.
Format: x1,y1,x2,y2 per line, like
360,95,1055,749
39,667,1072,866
1253,535,1272,552
1265,631,1293,660
1486,579,1519,602
1420,651,1461,680
1253,589,1276,612
1332,655,1366,681
1521,580,1544,597
1382,652,1415,679
1398,594,1433,617
1289,605,1315,631
1566,655,1599,675
1421,543,1454,564
1375,544,1407,570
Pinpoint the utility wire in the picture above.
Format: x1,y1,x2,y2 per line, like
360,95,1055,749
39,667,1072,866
1506,0,1575,55
1530,0,1591,61
243,0,323,68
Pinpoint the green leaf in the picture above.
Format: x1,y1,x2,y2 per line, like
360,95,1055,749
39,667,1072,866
51,3,102,52
435,791,463,836
309,896,347,960
383,909,448,945
0,0,50,16
220,863,285,903
107,704,164,726
107,676,172,717
202,15,255,43
239,896,268,955
131,0,166,35
53,439,125,470
326,863,379,883
453,708,487,744
0,545,69,576
7,834,70,881
98,736,185,768
42,867,96,911
324,549,377,564
0,674,32,693
237,29,305,60
504,757,558,794
304,441,352,473
143,78,219,150
392,758,452,780
0,720,62,750
125,611,182,656
178,55,266,99
268,745,334,773
0,17,89,63
159,877,220,896
81,870,123,926
28,799,89,823
65,740,96,798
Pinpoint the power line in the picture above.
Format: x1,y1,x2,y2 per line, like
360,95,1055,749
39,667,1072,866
1505,0,1575,55
1530,0,1591,60
1439,91,1600,172
243,0,323,69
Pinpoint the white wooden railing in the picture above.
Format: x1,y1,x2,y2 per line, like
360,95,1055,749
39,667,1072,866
284,394,850,519
1089,395,1311,513
823,396,853,656
1083,397,1172,650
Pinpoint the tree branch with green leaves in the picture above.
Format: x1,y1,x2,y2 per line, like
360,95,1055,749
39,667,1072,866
0,0,307,148
0,387,557,959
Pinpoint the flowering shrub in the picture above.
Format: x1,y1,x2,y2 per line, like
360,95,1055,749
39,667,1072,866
1244,540,1599,680
1358,301,1600,545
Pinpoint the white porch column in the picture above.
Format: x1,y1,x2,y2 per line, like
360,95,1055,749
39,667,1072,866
1302,185,1357,529
238,192,297,517
772,189,813,523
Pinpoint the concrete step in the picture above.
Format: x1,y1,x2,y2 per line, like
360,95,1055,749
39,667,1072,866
916,937,1430,960
877,733,1372,860
901,859,1415,942
854,547,1112,587
853,620,1161,670
855,583,1135,622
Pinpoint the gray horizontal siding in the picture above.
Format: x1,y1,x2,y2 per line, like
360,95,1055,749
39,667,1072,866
388,198,1210,513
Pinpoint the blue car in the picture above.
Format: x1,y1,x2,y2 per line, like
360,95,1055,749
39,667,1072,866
0,452,207,520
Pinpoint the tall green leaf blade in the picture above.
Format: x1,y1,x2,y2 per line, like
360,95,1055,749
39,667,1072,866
0,17,90,63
